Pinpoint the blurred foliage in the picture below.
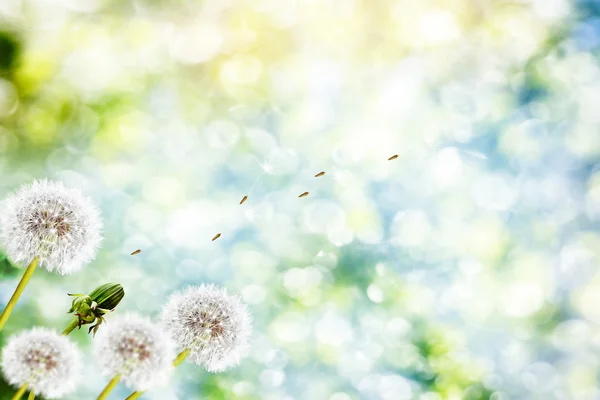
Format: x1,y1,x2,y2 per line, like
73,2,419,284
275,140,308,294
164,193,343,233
0,30,20,73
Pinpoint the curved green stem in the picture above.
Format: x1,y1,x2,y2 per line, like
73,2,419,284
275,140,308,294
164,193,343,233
61,318,80,336
11,383,28,400
96,374,120,400
0,257,39,331
27,389,35,400
125,349,191,399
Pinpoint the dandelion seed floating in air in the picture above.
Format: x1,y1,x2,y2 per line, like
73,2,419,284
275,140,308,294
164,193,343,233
244,155,282,198
298,192,309,198
160,284,251,372
93,314,175,393
388,154,398,160
256,156,280,176
0,179,102,331
239,196,248,205
1,328,81,399
212,233,221,241
314,171,325,177
130,249,142,256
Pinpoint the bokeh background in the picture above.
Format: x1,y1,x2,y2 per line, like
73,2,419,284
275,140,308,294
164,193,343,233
1,0,600,399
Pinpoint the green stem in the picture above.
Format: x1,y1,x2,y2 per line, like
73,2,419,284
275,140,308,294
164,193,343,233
173,348,191,366
125,349,190,399
96,374,120,400
0,257,39,332
124,391,142,400
27,390,35,400
11,384,28,400
61,318,80,336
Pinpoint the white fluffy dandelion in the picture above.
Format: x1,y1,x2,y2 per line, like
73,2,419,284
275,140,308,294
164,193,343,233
160,284,251,372
0,179,102,275
93,313,175,393
0,179,102,331
1,328,81,399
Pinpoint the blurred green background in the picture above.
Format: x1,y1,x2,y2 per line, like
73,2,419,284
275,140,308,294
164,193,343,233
1,0,600,399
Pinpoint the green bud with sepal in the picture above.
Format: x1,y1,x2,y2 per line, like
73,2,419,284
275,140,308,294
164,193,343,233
63,283,125,336
88,282,125,311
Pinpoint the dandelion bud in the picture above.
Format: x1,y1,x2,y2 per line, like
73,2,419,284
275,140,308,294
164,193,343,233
67,283,125,335
1,328,81,399
89,282,125,311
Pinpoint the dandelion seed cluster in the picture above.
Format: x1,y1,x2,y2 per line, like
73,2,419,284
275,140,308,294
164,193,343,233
93,314,175,391
0,179,102,274
160,284,251,372
1,328,81,399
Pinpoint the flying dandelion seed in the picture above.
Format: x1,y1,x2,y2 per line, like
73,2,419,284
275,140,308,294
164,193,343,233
314,171,325,177
243,155,282,198
212,233,221,241
299,192,309,198
256,156,280,176
130,249,141,256
388,154,398,160
239,196,248,205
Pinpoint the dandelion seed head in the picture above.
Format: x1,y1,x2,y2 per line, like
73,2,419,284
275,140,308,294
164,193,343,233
93,314,175,391
0,179,102,275
160,284,251,372
1,328,81,399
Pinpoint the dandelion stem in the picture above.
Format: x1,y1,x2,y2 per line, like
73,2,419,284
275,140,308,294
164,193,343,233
11,384,28,400
125,391,142,400
96,374,121,400
173,348,191,366
61,318,80,336
0,257,39,331
125,349,191,399
27,390,35,400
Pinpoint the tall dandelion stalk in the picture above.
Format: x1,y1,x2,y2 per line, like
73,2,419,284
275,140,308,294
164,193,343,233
0,180,102,331
93,314,175,400
1,328,81,399
126,284,252,399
